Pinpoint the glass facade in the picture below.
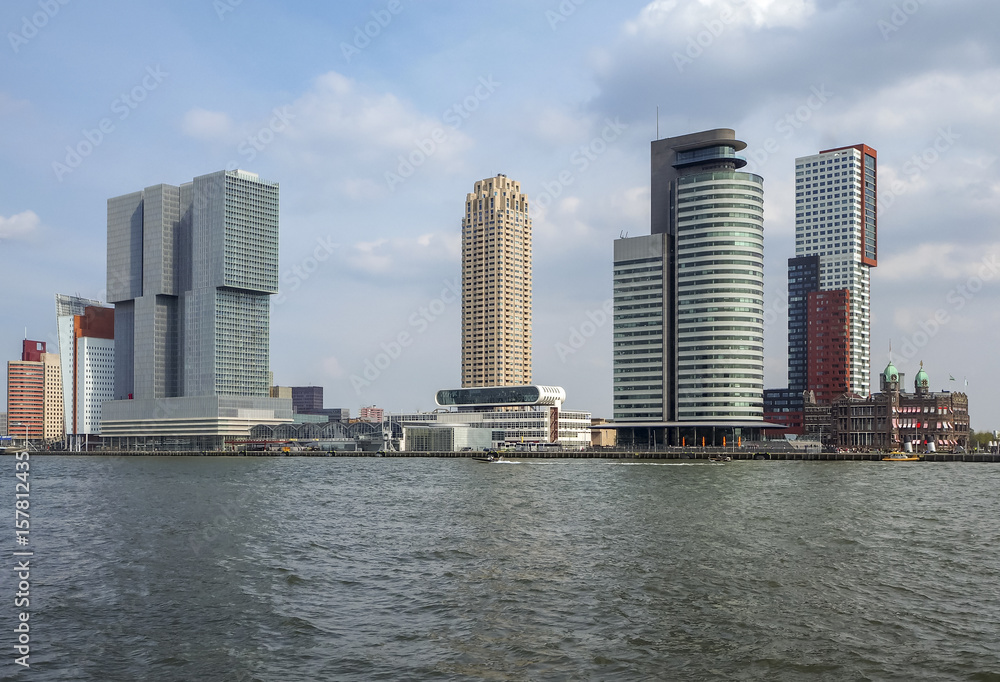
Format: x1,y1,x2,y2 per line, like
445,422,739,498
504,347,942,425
616,129,765,423
613,239,667,421
787,255,820,392
436,385,564,407
103,170,289,440
675,171,764,420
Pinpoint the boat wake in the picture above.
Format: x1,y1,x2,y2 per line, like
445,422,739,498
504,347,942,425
618,462,725,466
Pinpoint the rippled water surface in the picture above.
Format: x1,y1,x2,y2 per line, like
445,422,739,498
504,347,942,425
4,456,1000,680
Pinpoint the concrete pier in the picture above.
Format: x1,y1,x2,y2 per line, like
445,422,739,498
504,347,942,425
20,449,1000,462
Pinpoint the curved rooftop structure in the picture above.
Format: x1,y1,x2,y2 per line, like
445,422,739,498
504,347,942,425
436,385,566,408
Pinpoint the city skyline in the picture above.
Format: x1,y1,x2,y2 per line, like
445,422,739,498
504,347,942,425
2,1,999,427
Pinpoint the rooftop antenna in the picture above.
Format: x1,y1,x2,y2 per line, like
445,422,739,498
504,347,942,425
656,106,659,140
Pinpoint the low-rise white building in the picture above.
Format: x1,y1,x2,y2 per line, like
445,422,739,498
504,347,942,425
390,385,592,451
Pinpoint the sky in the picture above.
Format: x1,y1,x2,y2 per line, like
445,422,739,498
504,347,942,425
1,0,999,428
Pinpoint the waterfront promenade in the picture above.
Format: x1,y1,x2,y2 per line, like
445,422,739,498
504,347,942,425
21,449,1000,462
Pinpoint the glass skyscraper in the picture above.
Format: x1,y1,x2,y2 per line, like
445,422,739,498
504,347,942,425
101,169,291,448
614,129,765,425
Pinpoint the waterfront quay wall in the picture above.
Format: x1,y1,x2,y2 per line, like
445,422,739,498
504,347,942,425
24,450,1000,462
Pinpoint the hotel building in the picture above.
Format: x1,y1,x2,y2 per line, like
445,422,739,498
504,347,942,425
101,169,291,449
461,175,532,387
828,362,969,452
612,129,766,445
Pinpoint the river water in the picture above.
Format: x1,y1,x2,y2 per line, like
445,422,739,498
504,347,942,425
3,456,1000,681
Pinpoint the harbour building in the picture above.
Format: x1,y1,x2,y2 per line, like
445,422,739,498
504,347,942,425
101,169,291,449
612,129,769,447
461,175,532,387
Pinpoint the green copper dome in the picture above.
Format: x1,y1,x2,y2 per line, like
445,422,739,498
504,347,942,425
915,361,929,387
883,361,899,382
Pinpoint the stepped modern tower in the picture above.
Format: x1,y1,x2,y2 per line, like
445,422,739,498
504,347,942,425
461,174,532,387
614,129,765,431
102,169,291,448
792,144,877,398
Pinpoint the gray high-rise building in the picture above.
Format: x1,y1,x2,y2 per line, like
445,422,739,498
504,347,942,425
101,169,291,448
613,129,767,446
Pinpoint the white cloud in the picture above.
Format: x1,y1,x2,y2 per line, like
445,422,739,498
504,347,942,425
836,69,1000,139
344,232,460,279
626,0,816,36
0,92,30,116
285,71,472,162
181,108,234,140
0,210,40,239
877,242,1000,283
529,107,595,146
322,356,345,379
188,71,475,200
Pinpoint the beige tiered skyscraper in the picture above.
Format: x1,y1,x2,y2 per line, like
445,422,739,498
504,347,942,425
461,174,532,387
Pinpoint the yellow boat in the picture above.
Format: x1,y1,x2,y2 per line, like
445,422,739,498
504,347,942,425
882,453,922,462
